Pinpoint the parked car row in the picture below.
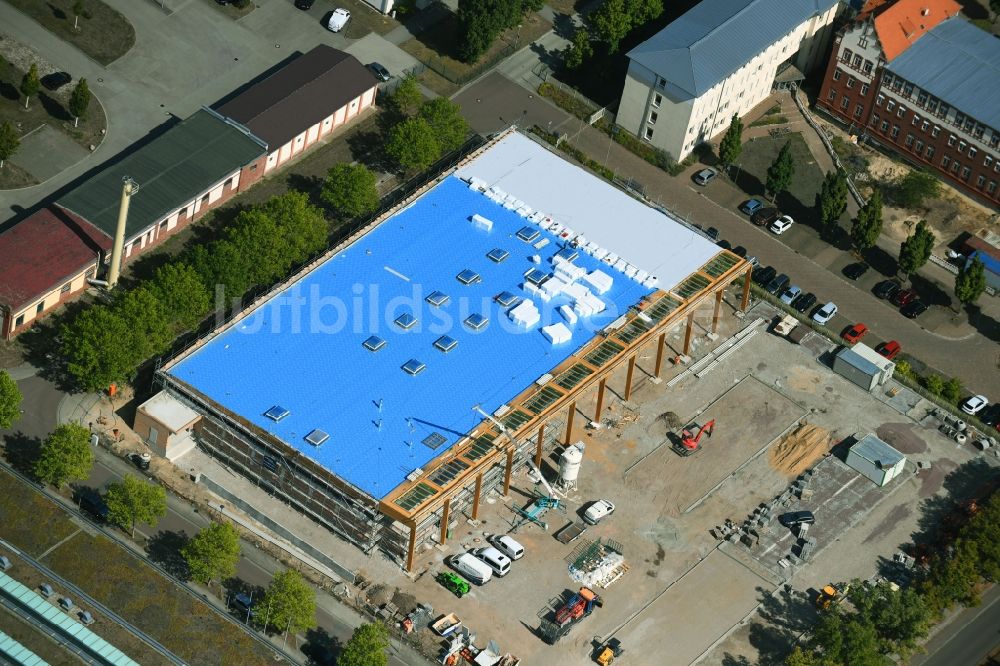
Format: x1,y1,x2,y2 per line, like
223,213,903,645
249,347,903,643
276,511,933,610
871,279,929,318
446,534,525,587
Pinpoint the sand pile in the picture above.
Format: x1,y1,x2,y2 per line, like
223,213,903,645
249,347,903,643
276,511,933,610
769,423,833,476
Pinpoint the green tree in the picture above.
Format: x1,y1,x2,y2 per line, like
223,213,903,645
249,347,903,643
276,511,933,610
338,621,390,666
850,189,883,253
921,537,982,613
62,305,138,391
992,0,1000,14
954,256,987,311
848,581,932,658
891,170,940,209
182,521,241,585
68,78,91,127
564,28,593,69
922,373,945,395
34,423,93,487
0,370,22,429
73,0,85,29
811,609,888,666
941,377,963,403
388,75,423,118
0,121,19,169
386,117,441,173
784,647,825,666
419,97,469,154
259,191,328,263
898,219,935,279
765,140,795,201
261,569,316,633
591,0,632,53
322,163,380,220
116,286,172,360
718,114,743,168
150,262,212,332
104,475,167,538
20,64,39,109
816,170,848,237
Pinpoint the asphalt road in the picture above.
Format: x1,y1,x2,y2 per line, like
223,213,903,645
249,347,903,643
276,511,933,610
911,585,1000,666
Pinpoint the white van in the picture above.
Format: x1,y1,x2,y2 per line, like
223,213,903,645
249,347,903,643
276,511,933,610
488,534,525,560
473,546,511,577
449,553,492,585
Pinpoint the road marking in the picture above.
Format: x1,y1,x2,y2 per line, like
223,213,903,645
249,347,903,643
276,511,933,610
36,529,81,561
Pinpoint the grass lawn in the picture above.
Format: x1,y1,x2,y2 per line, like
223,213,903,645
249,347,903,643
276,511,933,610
547,0,583,16
417,67,460,98
0,471,78,556
0,162,38,189
341,0,399,37
401,10,552,84
735,132,826,227
4,0,135,66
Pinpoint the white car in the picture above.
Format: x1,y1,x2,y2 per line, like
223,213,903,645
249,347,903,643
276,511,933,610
488,534,524,560
326,8,350,32
812,301,838,324
960,395,988,415
583,499,615,525
769,215,794,235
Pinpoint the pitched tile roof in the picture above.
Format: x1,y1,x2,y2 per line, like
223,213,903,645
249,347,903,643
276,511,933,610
57,109,266,242
0,207,111,312
216,45,379,149
886,17,1000,130
866,0,960,61
627,0,840,98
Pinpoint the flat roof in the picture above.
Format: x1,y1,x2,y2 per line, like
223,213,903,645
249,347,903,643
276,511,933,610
58,109,266,242
140,391,200,432
852,434,905,467
166,133,719,499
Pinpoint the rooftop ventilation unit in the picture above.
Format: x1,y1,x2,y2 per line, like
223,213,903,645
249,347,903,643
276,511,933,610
495,291,520,308
406,468,425,482
457,269,481,285
465,314,489,331
434,335,458,353
422,432,447,450
395,313,418,330
487,248,510,263
555,247,579,263
305,429,329,446
402,359,426,376
524,268,550,286
264,405,290,422
426,291,450,307
363,335,386,352
517,226,540,242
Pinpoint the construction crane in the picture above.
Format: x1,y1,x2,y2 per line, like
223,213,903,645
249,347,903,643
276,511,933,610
672,419,715,456
474,403,562,499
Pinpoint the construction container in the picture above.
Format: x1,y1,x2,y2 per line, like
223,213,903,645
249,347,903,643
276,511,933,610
846,434,906,487
832,343,894,392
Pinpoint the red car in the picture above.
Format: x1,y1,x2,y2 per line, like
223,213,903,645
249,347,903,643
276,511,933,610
842,323,869,344
876,340,901,360
893,289,918,307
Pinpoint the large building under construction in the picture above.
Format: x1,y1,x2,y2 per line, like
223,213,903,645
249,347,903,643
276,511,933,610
155,130,751,571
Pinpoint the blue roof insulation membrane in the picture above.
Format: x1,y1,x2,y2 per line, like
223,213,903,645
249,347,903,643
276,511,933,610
169,176,655,499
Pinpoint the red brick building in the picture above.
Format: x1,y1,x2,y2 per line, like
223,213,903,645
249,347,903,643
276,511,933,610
816,0,1000,207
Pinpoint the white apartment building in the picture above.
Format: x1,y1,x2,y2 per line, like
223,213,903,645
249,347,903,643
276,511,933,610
617,0,842,161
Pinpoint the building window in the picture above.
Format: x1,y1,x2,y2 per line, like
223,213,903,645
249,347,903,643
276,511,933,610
881,120,890,132
915,140,924,152
648,111,658,124
975,124,986,139
14,315,23,328
886,100,895,112
644,127,654,140
917,91,928,106
897,106,905,118
955,112,966,127
968,147,977,159
833,69,842,81
828,88,837,101
876,93,885,106
938,103,949,119
903,82,914,97
905,134,914,147
159,220,167,230
224,177,233,189
855,104,864,118
847,77,855,89
853,54,863,68
860,84,869,96
927,98,938,114
179,206,188,218
863,60,873,75
892,78,902,92
883,72,894,87
948,135,956,147
925,146,935,159
960,166,971,180
841,97,850,110
988,181,997,194
986,155,994,168
951,161,961,174
60,282,71,294
931,126,940,138
921,121,929,132
911,115,920,126
36,302,44,315
871,113,881,127
963,118,974,133
652,93,662,107
656,77,666,89
990,133,999,148
996,162,1000,173
842,48,852,63
941,156,950,168
891,125,900,138
958,141,967,153
978,175,987,188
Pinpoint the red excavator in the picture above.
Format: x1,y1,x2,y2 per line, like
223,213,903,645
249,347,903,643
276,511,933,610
672,419,715,457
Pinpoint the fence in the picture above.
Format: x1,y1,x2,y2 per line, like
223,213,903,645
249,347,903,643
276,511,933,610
419,42,515,85
792,88,867,207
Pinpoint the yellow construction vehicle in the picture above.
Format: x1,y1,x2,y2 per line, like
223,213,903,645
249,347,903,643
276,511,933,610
815,584,850,610
595,638,624,665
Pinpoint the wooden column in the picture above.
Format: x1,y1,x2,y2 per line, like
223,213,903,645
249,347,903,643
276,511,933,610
406,522,417,572
565,401,576,443
535,424,545,467
471,473,483,520
594,378,606,422
653,332,666,378
503,448,514,496
683,311,696,355
624,356,636,401
712,289,724,334
439,498,451,545
740,269,752,311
